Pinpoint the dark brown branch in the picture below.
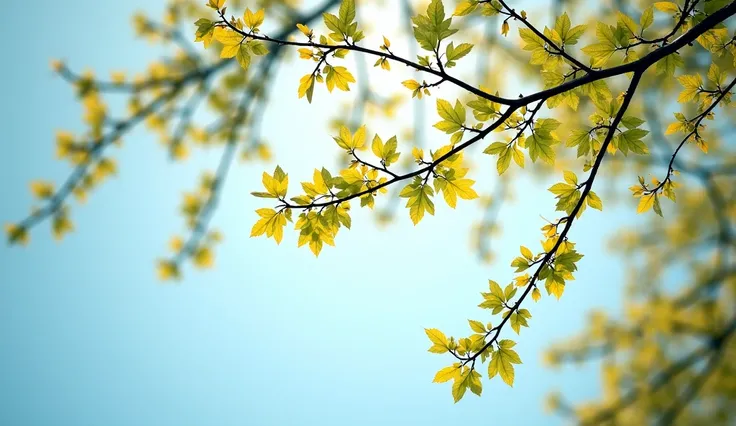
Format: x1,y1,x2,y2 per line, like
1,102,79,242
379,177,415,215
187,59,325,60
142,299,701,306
496,0,593,73
216,11,513,106
263,1,736,213
518,1,736,105
650,77,736,194
460,71,644,364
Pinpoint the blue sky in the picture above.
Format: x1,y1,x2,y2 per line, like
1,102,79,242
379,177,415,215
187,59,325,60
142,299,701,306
0,1,638,425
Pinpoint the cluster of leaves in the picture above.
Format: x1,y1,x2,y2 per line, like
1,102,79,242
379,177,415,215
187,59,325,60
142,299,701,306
247,123,480,255
633,63,734,217
202,0,734,400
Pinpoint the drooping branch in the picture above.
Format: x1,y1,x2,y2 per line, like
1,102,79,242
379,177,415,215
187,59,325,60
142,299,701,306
454,71,643,365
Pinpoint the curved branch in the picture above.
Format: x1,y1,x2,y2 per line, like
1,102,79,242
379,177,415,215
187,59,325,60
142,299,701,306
519,1,736,105
215,11,513,105
459,71,643,364
650,77,736,195
496,0,593,73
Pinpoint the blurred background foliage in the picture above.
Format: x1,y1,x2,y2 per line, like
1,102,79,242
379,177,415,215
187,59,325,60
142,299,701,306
3,0,736,424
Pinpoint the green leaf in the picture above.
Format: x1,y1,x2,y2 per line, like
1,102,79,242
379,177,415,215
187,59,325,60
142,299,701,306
235,44,251,70
427,0,446,29
338,0,356,28
434,98,466,134
640,6,654,30
248,40,269,56
656,53,684,77
527,135,556,164
496,145,512,175
446,42,474,61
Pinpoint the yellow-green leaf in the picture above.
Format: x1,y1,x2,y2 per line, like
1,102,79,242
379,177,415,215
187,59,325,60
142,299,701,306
433,365,461,383
637,193,656,213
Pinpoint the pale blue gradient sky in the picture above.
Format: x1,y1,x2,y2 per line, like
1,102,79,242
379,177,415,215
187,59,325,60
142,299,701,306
1,1,637,425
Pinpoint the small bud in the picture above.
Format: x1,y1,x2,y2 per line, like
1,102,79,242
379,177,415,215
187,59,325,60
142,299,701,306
50,59,63,72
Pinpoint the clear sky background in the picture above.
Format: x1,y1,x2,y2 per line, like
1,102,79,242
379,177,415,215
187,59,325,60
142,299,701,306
1,1,640,425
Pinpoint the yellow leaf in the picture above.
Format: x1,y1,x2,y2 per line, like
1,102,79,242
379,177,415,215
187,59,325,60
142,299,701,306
156,260,180,281
214,27,243,46
532,287,542,302
488,340,522,386
235,44,251,69
169,236,184,252
298,48,313,59
340,168,364,185
433,365,461,383
514,274,530,287
450,179,478,201
52,214,74,241
352,125,366,150
468,319,486,333
30,180,55,199
243,8,265,30
207,0,226,9
542,236,558,253
654,2,679,13
4,223,29,246
220,43,240,59
371,134,384,158
310,169,329,195
172,143,189,160
637,193,656,213
425,328,448,347
408,185,435,225
546,278,565,300
262,172,279,197
451,373,468,402
665,121,684,135
402,79,421,90
250,208,278,237
586,191,603,210
296,23,311,36
520,246,533,260
193,247,214,268
276,177,288,199
325,66,355,92
298,74,315,103
489,350,514,386
453,1,477,16
257,144,272,161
